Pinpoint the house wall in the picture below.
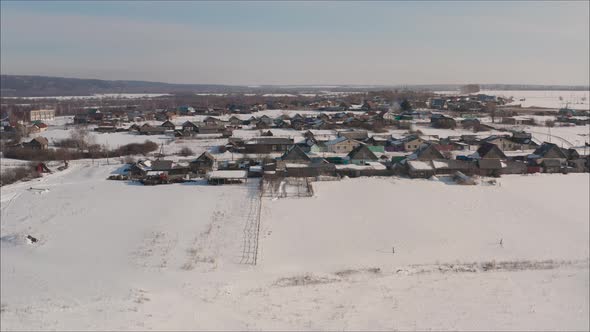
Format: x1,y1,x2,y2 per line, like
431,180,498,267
327,140,361,153
404,139,424,151
244,144,292,154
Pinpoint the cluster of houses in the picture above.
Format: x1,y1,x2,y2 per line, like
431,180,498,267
126,127,588,186
428,94,505,112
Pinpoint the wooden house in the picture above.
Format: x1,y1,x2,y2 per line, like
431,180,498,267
533,143,567,160
412,143,445,161
228,116,242,127
365,136,389,146
347,144,378,164
139,125,166,135
243,137,294,153
181,121,200,132
160,120,176,130
190,151,216,175
476,142,506,159
25,136,48,150
325,137,361,153
541,159,563,173
203,116,222,127
430,114,456,129
477,159,503,177
387,135,426,152
281,145,311,162
482,135,523,151
338,130,368,141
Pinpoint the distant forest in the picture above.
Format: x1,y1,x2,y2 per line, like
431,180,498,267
1,75,588,97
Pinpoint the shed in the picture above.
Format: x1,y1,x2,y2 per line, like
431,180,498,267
407,160,435,178
206,170,248,185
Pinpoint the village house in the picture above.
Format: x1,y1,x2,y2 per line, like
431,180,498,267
508,132,538,150
388,135,427,152
475,142,507,159
477,159,503,177
190,151,216,175
309,141,328,154
347,144,379,164
531,142,567,160
530,142,568,173
482,135,520,151
203,116,223,127
430,114,456,129
24,136,49,150
501,117,535,126
160,120,176,130
364,135,389,146
280,145,311,163
338,130,369,141
139,125,167,135
325,136,362,153
243,137,295,154
410,143,445,161
181,121,200,132
27,124,41,134
228,116,243,127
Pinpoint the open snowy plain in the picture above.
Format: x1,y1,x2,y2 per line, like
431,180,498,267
1,161,588,330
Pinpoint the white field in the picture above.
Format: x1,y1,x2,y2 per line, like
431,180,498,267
435,90,590,110
2,93,171,100
482,90,590,110
1,162,588,330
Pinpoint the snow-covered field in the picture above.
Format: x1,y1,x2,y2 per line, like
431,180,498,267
485,90,590,110
1,163,588,330
435,90,590,110
2,93,170,100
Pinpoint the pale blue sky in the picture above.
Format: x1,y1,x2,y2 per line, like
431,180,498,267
1,1,588,85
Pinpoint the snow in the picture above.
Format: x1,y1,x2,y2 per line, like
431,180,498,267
3,93,170,100
334,162,386,170
433,90,590,110
285,163,310,168
206,170,247,179
407,160,433,170
0,164,588,330
263,175,589,268
483,90,590,110
432,160,449,168
262,94,297,97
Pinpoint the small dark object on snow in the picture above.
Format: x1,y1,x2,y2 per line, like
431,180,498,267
26,235,38,243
